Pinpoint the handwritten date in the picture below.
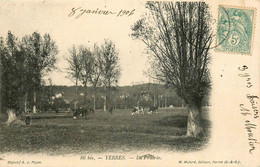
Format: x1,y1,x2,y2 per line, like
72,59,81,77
238,65,253,88
68,7,135,19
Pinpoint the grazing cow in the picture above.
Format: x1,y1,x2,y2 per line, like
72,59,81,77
137,106,144,115
132,106,145,115
73,107,88,119
72,109,80,119
89,108,94,114
26,109,32,113
55,108,59,114
25,116,31,125
148,106,158,115
132,107,139,115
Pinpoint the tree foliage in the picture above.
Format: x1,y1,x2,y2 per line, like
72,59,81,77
80,46,94,87
99,39,121,111
1,32,25,111
66,45,84,85
89,44,102,89
67,40,121,111
0,31,58,113
22,32,58,88
99,39,120,89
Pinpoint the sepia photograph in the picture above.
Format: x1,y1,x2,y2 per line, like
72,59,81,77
0,0,259,166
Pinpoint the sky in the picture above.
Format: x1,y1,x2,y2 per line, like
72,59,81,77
0,0,151,86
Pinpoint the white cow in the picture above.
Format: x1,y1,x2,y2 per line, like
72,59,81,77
138,106,145,115
132,106,144,115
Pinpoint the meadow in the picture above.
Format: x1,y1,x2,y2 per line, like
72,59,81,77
0,108,211,155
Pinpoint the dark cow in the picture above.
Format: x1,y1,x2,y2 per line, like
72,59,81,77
73,107,94,119
148,106,158,115
89,108,94,114
132,106,139,115
25,116,31,125
73,107,88,119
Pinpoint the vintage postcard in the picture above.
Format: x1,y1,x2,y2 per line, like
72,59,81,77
0,0,259,166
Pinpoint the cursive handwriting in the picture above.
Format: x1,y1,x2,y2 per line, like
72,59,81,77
238,65,253,88
245,120,258,154
238,65,259,155
246,94,259,119
68,7,135,19
240,104,251,116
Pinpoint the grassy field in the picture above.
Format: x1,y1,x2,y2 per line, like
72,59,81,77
0,108,211,155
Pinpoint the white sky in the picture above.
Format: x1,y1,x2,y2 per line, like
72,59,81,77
0,0,151,86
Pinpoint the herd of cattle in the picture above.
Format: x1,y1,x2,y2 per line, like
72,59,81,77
21,106,160,125
131,106,158,115
72,106,159,119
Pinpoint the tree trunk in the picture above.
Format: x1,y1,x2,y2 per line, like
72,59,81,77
107,84,111,110
6,109,17,125
187,104,203,137
93,92,96,110
104,85,107,111
33,90,37,114
165,96,167,108
24,92,28,113
153,92,156,107
84,82,87,106
104,96,107,111
75,77,78,109
0,57,1,113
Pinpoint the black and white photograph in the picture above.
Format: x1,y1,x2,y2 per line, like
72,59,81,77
0,0,259,167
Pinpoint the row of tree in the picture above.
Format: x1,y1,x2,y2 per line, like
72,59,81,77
0,32,121,113
0,31,58,114
40,83,200,111
66,39,120,111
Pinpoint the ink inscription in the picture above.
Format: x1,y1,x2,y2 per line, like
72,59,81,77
238,65,259,154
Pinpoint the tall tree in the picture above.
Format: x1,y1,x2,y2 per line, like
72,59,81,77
0,32,26,112
99,40,121,111
131,2,212,137
66,45,84,109
79,46,94,106
89,44,102,110
0,37,2,113
22,32,58,113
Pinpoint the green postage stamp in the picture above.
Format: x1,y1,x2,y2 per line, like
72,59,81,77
216,6,256,55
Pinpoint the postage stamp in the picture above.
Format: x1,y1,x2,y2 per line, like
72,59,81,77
215,6,256,55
